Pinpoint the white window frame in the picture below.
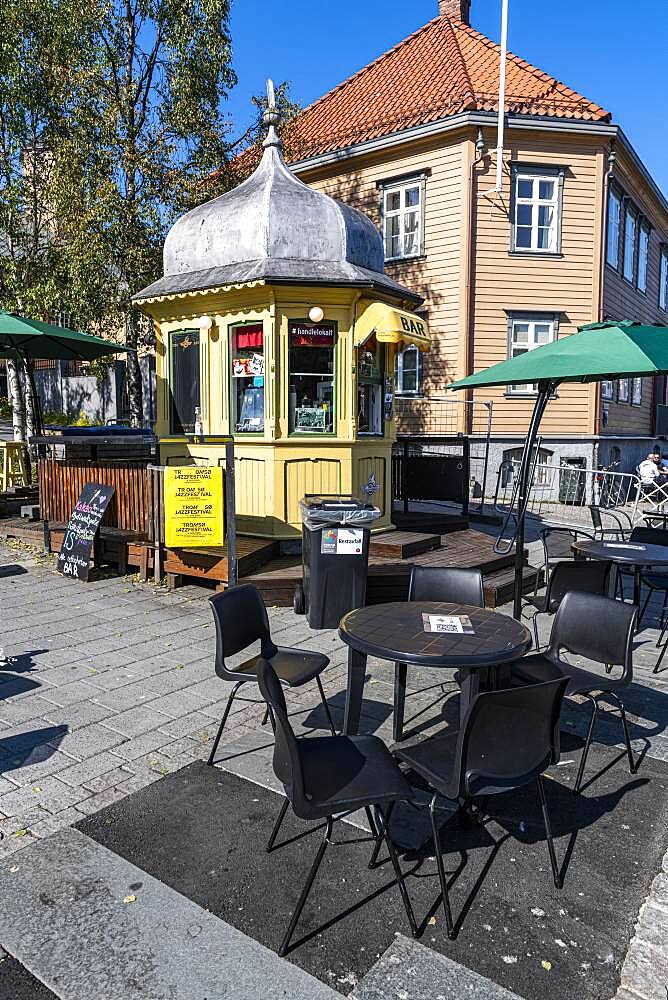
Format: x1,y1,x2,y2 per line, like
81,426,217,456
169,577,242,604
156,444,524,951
506,313,558,395
660,246,668,312
395,344,422,396
510,165,564,254
618,378,630,403
606,189,621,268
601,380,615,401
380,176,426,262
631,377,642,406
623,205,637,283
638,221,650,293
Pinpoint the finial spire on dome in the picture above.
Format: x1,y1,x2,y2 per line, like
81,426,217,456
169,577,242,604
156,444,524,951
262,77,282,151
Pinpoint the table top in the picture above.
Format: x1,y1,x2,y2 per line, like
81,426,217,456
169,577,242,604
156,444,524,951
643,511,668,524
338,601,532,668
572,538,668,566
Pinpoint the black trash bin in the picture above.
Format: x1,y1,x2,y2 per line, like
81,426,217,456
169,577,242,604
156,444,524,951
296,495,381,628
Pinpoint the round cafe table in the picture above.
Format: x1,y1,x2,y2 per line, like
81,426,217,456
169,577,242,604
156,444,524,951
338,601,532,736
572,538,668,607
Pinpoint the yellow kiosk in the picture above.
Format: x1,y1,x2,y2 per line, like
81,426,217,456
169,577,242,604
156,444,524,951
134,83,430,540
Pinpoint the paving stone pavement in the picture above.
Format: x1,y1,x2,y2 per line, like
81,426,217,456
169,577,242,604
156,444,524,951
1,535,668,1000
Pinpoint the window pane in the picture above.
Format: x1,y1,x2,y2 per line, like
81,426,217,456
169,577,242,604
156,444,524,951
516,226,532,248
535,324,551,344
170,330,200,434
404,231,418,256
288,320,336,433
512,323,529,345
517,204,533,226
538,179,555,200
624,210,636,281
232,324,264,433
607,192,621,267
386,191,401,212
537,205,553,229
661,252,668,310
638,227,649,292
537,226,553,250
517,178,533,199
405,186,420,207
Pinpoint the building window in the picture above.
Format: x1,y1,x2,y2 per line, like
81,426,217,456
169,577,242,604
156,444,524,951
501,447,553,488
618,378,629,403
381,177,425,261
511,166,563,253
638,222,650,293
507,313,557,394
632,378,643,406
623,205,636,283
606,189,621,268
231,323,264,433
660,247,668,311
395,344,422,396
601,380,615,401
169,329,200,434
288,319,336,434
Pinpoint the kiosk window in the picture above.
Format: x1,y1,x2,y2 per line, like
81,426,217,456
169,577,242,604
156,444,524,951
357,339,384,436
288,320,336,434
231,323,264,433
170,329,200,434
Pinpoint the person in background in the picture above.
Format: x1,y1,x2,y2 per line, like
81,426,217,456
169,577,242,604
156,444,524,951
639,453,668,491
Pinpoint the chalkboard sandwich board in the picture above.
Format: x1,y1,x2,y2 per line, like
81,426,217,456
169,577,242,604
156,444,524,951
56,483,115,582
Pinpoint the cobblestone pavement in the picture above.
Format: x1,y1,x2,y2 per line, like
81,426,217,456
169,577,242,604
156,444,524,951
0,536,667,999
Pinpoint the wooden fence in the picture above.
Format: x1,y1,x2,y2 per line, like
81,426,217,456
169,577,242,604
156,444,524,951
38,459,151,533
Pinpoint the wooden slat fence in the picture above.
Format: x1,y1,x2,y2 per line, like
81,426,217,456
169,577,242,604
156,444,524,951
38,459,151,533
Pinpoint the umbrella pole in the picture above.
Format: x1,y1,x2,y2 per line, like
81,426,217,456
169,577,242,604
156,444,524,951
513,381,554,620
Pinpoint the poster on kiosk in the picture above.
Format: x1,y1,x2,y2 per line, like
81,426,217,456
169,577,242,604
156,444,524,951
164,467,224,547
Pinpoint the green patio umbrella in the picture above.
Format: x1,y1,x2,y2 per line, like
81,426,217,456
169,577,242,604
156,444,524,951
0,312,130,435
449,321,668,618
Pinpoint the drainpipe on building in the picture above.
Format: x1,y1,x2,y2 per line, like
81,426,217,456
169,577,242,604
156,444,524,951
464,129,489,433
594,143,616,438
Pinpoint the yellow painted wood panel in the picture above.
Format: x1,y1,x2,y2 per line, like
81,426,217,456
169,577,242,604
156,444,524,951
283,458,342,524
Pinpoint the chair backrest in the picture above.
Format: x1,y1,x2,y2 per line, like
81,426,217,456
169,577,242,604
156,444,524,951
630,526,668,546
408,565,484,608
256,657,307,813
545,559,610,607
547,590,636,681
541,527,583,563
454,678,568,797
208,585,277,678
589,505,603,532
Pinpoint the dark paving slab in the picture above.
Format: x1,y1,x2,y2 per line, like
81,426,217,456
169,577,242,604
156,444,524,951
78,751,668,1000
0,953,58,1000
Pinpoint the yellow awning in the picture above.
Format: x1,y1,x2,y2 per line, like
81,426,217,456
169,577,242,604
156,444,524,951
354,301,430,352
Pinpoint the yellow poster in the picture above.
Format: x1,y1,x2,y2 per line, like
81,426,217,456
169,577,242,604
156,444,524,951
164,466,224,548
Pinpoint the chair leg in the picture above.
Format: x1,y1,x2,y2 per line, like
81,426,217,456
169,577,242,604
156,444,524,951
607,692,639,776
374,804,418,939
368,800,394,869
429,793,455,938
261,705,271,727
267,796,291,853
531,611,541,652
315,674,337,736
278,817,332,957
639,585,654,625
654,635,668,675
393,663,408,742
207,680,245,766
536,776,562,889
574,695,599,793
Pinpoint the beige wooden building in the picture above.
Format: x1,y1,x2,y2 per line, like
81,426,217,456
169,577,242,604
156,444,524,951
280,0,668,479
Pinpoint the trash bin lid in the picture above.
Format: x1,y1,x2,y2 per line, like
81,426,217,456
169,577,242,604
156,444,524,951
301,494,371,511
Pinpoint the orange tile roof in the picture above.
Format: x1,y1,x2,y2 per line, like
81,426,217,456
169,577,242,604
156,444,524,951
286,14,610,161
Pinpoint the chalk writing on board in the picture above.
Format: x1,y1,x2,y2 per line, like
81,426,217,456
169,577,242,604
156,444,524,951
56,483,115,582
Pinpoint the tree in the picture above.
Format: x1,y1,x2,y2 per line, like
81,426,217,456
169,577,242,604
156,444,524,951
54,0,240,426
0,0,94,439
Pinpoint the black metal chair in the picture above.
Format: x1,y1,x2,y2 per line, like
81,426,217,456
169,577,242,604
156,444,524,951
588,504,631,541
393,566,485,742
616,526,668,605
513,591,639,792
394,677,568,938
533,525,594,596
256,657,418,956
522,558,611,651
206,585,335,766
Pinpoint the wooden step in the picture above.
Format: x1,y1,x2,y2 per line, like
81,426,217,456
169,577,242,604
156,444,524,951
164,537,279,587
391,511,469,535
482,565,543,608
369,530,441,559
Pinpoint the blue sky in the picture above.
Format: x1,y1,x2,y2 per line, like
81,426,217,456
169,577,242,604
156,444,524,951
226,0,668,197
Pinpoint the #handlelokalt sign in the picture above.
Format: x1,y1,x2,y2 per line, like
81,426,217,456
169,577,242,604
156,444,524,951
164,466,224,548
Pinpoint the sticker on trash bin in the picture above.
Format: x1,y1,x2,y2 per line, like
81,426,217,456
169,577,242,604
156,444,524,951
422,614,475,635
321,528,364,554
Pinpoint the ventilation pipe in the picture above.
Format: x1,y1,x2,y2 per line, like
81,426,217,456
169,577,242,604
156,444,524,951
493,0,509,192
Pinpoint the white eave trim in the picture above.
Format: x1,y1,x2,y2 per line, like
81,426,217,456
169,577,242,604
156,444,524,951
290,111,616,174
